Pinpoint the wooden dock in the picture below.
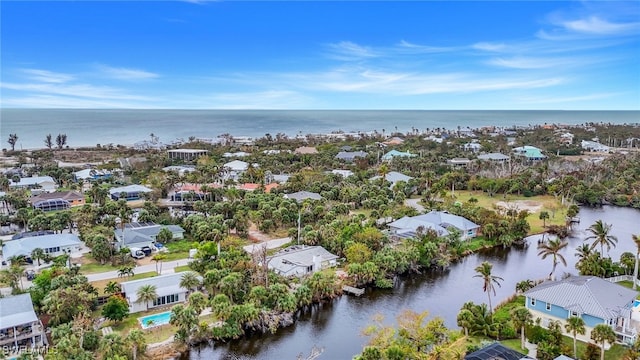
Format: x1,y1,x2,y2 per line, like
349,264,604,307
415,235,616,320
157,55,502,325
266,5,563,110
342,285,365,296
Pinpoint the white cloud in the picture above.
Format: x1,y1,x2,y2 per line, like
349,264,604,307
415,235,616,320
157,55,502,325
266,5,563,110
97,65,160,80
561,16,640,35
326,41,379,61
1,82,154,101
487,56,583,69
396,40,456,53
472,42,507,52
21,69,74,83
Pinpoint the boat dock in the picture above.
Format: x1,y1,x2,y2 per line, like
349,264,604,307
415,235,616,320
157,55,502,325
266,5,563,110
342,285,365,296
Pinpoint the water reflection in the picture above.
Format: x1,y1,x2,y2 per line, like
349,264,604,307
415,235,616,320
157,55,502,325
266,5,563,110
185,206,640,360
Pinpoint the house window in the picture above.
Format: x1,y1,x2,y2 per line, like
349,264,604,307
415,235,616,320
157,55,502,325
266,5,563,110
530,298,536,306
570,311,578,318
546,302,551,311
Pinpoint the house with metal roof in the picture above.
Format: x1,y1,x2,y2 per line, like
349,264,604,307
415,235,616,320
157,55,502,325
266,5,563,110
381,150,416,161
120,272,201,313
581,140,610,153
2,233,82,260
109,184,153,201
284,191,323,203
9,176,57,193
114,222,185,250
370,171,414,188
388,211,480,240
477,153,510,163
513,145,547,161
0,293,45,349
335,151,368,162
268,245,339,278
167,148,208,161
525,276,639,345
73,168,113,182
30,190,85,211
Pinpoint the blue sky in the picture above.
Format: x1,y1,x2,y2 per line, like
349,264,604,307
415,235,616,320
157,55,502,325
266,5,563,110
1,1,639,110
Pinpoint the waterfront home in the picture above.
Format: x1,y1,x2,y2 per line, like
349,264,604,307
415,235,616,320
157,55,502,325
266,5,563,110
114,222,185,250
381,150,416,161
512,145,547,161
581,140,610,152
477,153,510,163
9,176,57,193
335,151,368,162
464,342,531,360
30,190,85,211
2,233,82,261
167,148,208,162
267,245,339,278
120,272,201,313
524,276,639,345
0,293,46,349
370,171,413,188
73,168,113,182
284,191,322,203
109,184,153,201
388,211,479,240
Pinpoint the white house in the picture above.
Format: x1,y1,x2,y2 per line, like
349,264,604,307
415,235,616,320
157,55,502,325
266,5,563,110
0,293,46,349
114,222,185,250
268,245,339,278
581,140,610,152
370,171,413,188
109,184,153,201
120,272,201,313
9,176,57,193
388,211,480,240
2,233,83,260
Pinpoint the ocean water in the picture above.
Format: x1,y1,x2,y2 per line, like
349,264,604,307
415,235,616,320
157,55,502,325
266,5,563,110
1,109,638,150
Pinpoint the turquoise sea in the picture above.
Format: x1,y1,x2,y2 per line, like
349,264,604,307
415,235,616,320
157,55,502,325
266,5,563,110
1,109,638,150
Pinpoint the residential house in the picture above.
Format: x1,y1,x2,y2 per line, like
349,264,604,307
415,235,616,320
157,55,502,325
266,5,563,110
268,245,339,278
169,183,220,202
109,184,153,201
381,150,416,161
581,140,610,152
284,191,322,203
114,222,185,251
294,146,319,155
477,153,510,163
73,168,113,182
223,160,253,181
464,342,532,360
370,171,414,188
388,211,480,240
2,233,82,260
236,183,279,193
167,149,208,161
120,272,201,313
331,169,354,178
162,165,197,176
558,132,575,144
525,276,639,345
0,293,46,349
223,151,250,158
382,137,405,146
447,158,472,168
9,176,57,193
335,151,367,162
463,142,482,153
513,145,547,161
30,190,85,212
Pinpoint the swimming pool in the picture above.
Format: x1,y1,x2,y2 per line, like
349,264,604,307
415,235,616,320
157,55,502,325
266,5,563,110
138,311,171,329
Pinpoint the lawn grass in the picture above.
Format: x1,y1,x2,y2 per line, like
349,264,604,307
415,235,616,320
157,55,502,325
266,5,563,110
444,190,567,235
500,338,528,354
174,265,191,273
90,271,157,296
76,255,121,274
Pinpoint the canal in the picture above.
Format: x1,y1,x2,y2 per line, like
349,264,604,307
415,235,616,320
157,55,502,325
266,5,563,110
184,205,640,359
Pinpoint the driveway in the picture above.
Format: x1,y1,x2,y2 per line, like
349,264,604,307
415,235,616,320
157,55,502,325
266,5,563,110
84,259,191,282
243,237,293,254
404,198,425,213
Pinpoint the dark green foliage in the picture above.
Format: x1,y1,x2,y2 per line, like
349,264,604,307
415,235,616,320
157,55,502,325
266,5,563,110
101,295,129,322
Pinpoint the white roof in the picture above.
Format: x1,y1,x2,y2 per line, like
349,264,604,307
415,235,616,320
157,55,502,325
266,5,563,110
0,293,39,330
2,233,82,259
224,160,249,171
370,171,413,184
109,184,153,195
167,149,208,154
10,176,56,187
120,272,201,302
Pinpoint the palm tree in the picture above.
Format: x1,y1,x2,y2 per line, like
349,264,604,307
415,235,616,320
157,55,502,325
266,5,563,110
125,329,147,360
456,309,474,336
539,211,550,228
511,307,532,350
31,248,45,266
633,234,640,290
591,323,616,360
151,253,167,275
565,316,586,359
586,220,618,256
473,261,503,314
537,238,568,280
135,285,158,312
104,281,121,296
180,271,201,296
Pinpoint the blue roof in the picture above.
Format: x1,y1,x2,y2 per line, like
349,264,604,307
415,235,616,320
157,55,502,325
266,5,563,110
2,233,82,259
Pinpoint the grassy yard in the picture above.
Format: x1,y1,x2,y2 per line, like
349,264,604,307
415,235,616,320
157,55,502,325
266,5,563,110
76,255,121,274
498,335,627,360
90,271,157,296
443,190,567,234
174,265,191,273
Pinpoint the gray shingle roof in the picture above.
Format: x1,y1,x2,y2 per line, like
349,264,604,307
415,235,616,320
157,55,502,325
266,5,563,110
268,246,338,277
524,276,637,320
0,293,39,330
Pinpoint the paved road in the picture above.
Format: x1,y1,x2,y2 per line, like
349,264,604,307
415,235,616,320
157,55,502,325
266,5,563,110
242,237,293,254
404,198,426,213
84,259,192,282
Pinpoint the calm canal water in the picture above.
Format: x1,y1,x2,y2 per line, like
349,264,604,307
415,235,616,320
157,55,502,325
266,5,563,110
183,205,640,360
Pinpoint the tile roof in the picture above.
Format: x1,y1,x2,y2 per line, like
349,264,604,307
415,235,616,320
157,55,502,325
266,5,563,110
524,276,637,320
